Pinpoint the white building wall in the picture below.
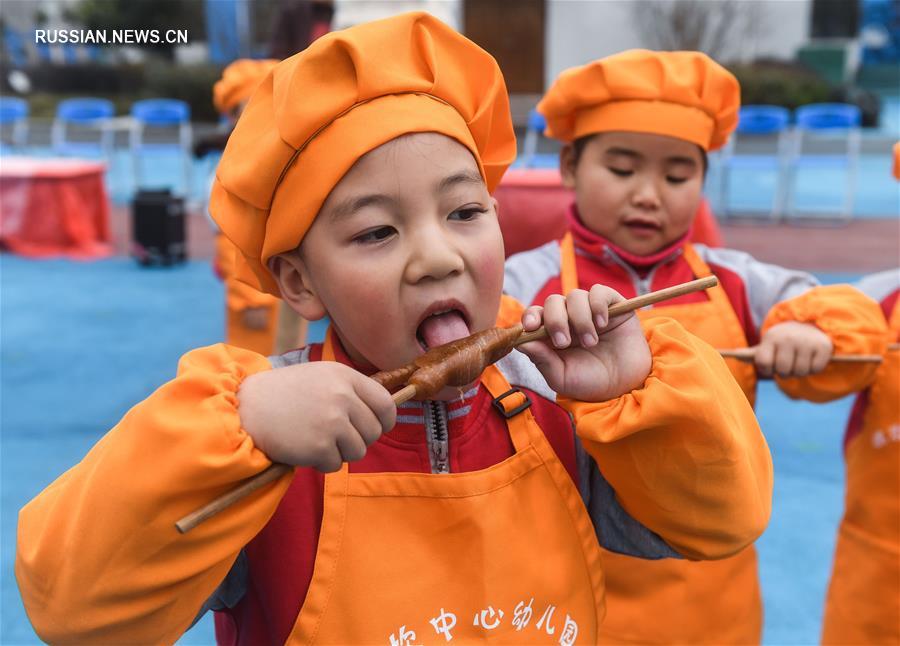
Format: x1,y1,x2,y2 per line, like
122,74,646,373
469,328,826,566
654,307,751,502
334,0,462,31
546,0,812,88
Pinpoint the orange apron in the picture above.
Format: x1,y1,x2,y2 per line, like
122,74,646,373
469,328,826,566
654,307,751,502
286,333,606,644
216,233,279,355
561,233,763,644
822,301,900,645
225,305,278,355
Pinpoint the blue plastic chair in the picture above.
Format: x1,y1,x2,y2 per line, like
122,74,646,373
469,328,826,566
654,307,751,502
785,103,862,222
3,27,28,67
33,30,52,63
129,99,193,195
0,97,29,151
718,105,791,220
518,109,558,169
52,98,115,157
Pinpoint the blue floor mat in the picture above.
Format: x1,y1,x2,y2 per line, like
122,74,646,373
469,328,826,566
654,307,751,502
0,257,864,644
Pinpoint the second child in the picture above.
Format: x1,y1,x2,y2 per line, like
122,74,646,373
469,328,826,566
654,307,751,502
504,50,887,644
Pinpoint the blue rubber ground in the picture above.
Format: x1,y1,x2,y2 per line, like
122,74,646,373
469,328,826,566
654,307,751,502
0,257,864,644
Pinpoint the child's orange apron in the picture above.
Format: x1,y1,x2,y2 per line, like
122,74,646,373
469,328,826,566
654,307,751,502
286,334,606,644
561,233,762,644
822,301,900,645
225,306,278,355
216,233,279,355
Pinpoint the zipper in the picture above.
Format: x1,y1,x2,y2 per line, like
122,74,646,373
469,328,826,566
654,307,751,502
425,401,450,474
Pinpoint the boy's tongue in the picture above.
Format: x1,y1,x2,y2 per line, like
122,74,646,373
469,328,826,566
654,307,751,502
419,311,469,349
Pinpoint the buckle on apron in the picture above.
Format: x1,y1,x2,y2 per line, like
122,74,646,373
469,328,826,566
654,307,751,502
492,388,532,418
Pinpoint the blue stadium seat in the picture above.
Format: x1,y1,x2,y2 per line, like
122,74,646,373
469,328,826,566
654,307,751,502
0,97,29,152
52,98,115,158
129,99,193,195
717,105,791,220
785,103,862,222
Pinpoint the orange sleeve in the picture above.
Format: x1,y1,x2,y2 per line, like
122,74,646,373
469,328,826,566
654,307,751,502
217,233,278,311
559,317,773,561
15,344,294,644
762,285,889,402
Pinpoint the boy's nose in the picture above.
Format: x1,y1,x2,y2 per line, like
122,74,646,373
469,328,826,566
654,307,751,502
631,179,662,210
405,230,465,283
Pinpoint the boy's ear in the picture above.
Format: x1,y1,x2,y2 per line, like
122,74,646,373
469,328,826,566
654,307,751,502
268,252,327,321
559,144,577,189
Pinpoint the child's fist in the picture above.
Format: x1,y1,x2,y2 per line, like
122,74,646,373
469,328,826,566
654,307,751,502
756,321,833,378
237,362,396,472
517,285,651,402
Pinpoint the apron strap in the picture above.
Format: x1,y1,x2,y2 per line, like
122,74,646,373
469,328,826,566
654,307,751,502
491,387,532,419
682,244,751,346
560,231,578,296
683,243,729,311
480,365,536,453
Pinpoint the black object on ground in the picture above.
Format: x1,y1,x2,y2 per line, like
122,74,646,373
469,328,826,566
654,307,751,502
130,189,187,266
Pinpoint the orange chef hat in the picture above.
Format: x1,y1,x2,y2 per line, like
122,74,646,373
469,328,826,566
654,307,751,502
538,49,740,151
893,141,899,180
209,12,516,295
212,59,279,114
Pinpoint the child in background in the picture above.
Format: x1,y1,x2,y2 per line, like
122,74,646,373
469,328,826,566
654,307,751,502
821,145,900,645
16,15,773,645
503,50,887,644
208,59,284,356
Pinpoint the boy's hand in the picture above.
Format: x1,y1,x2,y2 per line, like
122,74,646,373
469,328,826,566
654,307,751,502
241,306,270,330
517,286,652,402
237,362,396,472
756,321,833,378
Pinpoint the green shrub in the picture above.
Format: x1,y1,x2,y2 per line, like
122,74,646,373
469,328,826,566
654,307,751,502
0,61,223,121
142,61,222,122
728,60,833,110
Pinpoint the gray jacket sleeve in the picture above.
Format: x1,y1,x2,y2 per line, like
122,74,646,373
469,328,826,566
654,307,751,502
693,244,820,334
854,268,900,303
504,241,562,307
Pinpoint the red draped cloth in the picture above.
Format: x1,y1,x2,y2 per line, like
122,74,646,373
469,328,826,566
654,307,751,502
495,168,723,258
0,157,112,259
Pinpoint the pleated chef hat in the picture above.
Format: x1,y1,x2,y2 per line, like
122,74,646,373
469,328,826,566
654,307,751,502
538,49,740,152
212,59,279,114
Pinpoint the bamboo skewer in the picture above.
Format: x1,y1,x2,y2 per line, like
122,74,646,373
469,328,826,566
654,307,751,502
719,348,884,364
175,275,717,533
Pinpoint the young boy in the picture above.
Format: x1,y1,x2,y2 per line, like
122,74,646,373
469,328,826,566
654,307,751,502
503,50,887,644
16,17,772,645
821,146,900,644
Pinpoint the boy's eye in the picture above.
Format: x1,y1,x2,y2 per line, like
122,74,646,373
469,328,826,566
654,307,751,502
449,207,487,221
666,176,689,184
353,226,396,244
607,167,633,177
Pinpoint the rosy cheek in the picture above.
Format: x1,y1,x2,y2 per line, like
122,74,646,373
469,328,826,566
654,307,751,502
475,242,504,289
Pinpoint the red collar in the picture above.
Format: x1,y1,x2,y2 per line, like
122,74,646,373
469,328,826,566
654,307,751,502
566,203,689,269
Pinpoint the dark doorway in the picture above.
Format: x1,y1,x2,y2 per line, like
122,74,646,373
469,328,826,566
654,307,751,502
463,0,545,93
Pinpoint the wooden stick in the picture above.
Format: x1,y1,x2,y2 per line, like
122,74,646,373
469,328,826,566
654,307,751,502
516,276,718,345
719,348,883,364
176,275,718,533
